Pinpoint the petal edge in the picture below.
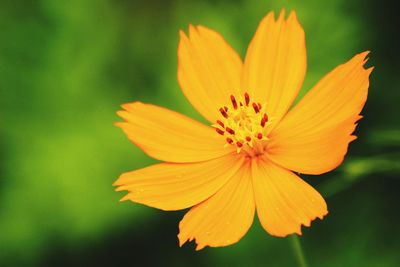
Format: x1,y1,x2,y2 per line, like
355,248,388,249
117,102,234,163
178,25,243,122
268,52,373,174
115,154,244,211
252,157,328,237
178,160,255,249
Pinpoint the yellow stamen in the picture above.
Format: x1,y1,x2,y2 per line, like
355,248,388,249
214,93,272,155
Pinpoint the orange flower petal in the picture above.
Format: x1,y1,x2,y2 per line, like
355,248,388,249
178,25,243,122
114,154,244,211
178,160,254,250
117,102,234,163
252,157,327,237
242,10,306,132
267,52,373,174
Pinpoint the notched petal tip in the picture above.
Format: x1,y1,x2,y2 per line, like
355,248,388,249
113,121,123,128
260,10,275,23
188,23,197,37
350,135,358,142
114,121,127,130
275,209,328,238
340,51,371,71
178,29,186,37
119,194,131,202
178,30,190,46
120,103,131,110
318,209,329,220
278,8,286,20
113,172,130,186
112,180,120,187
287,10,304,30
178,231,193,248
262,9,300,23
356,50,372,66
114,186,126,192
367,66,374,75
178,236,186,247
288,10,298,19
178,228,201,249
195,244,206,251
360,50,370,57
120,101,143,111
115,110,125,117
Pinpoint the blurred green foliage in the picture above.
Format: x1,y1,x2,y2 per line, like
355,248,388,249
0,0,399,266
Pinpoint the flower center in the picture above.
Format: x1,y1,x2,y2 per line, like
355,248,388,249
213,92,271,156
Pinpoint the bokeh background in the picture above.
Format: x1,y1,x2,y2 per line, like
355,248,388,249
1,0,399,266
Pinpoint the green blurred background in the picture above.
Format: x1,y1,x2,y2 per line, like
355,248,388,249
1,0,399,266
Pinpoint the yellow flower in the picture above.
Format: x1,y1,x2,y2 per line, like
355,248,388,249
114,10,373,250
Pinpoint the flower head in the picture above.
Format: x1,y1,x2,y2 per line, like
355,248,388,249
114,10,373,250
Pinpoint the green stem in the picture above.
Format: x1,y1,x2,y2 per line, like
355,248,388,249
290,235,309,267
